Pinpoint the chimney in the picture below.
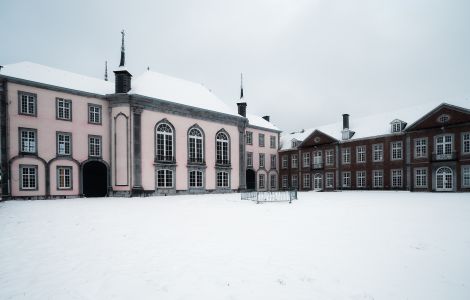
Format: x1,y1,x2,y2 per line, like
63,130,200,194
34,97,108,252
114,30,132,94
262,115,270,122
237,102,247,117
342,114,349,129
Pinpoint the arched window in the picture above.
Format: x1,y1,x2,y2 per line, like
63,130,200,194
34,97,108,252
436,167,453,191
216,131,230,165
157,169,173,188
188,127,204,163
156,122,174,162
189,170,203,188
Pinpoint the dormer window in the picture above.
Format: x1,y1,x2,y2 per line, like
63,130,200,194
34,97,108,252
390,119,406,133
438,114,450,124
291,139,301,148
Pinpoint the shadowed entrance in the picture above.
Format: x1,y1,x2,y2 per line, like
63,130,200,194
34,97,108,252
246,169,256,190
83,161,108,197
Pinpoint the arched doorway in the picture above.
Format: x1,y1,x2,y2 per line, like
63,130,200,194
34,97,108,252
436,167,453,191
82,161,108,197
246,169,256,190
314,173,323,191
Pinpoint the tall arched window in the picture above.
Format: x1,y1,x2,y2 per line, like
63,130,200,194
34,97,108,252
216,131,230,165
156,122,174,162
188,127,204,163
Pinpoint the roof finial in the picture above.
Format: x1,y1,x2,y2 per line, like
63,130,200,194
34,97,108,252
104,61,108,81
240,73,244,100
147,66,150,71
119,30,126,67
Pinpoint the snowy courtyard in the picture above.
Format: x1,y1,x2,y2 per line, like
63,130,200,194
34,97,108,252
1,191,469,300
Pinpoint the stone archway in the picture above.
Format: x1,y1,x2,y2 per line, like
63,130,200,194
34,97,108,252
82,161,108,197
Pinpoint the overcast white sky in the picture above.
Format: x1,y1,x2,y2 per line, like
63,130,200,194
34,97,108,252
1,0,469,132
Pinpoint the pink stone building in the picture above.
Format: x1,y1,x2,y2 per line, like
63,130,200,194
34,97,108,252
0,37,280,199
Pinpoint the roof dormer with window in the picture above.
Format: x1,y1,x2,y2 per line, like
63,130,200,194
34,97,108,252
390,119,406,133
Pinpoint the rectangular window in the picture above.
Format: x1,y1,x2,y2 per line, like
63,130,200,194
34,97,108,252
325,149,334,166
57,132,71,156
436,135,453,156
217,172,229,188
259,174,265,189
20,165,38,190
270,174,276,189
291,154,298,168
356,146,366,163
303,152,310,167
282,155,288,169
57,166,72,189
88,104,102,124
19,91,37,116
391,141,403,160
259,153,265,168
462,166,470,187
56,98,72,120
20,128,37,153
342,148,351,164
391,169,403,188
415,138,427,158
157,169,173,188
291,175,298,189
270,136,276,149
246,131,253,145
88,136,102,157
189,170,203,188
259,133,265,147
415,168,427,188
373,170,384,188
303,174,311,188
247,152,253,167
373,144,384,162
326,173,334,188
391,122,402,133
282,175,288,188
356,171,366,188
342,172,351,188
270,155,276,169
462,133,470,154
313,151,323,168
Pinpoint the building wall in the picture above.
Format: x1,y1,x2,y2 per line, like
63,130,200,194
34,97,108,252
245,126,279,191
7,82,110,197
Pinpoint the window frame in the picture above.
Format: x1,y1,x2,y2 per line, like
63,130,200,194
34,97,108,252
155,121,175,162
356,170,366,188
270,135,276,149
18,91,37,117
414,167,428,188
247,152,253,168
87,103,102,125
216,130,231,165
246,131,253,145
282,175,288,189
157,169,174,188
414,137,428,159
372,143,384,162
270,174,277,189
342,171,351,188
303,152,310,168
325,172,334,188
291,174,298,189
325,149,334,166
19,127,38,155
187,126,205,164
19,164,38,191
259,173,266,189
291,154,298,168
303,173,311,188
56,98,72,121
356,145,366,163
259,153,265,168
282,155,288,169
88,135,102,158
259,133,265,147
57,166,73,190
462,132,470,154
391,141,403,161
373,169,384,188
189,170,204,188
391,169,403,188
342,147,351,164
462,165,470,188
216,171,230,188
270,154,276,169
56,131,72,156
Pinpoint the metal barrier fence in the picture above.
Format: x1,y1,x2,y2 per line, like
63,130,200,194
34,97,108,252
240,190,298,203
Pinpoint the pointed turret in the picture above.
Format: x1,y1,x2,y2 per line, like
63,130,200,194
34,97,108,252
237,73,247,117
104,61,108,81
113,30,132,93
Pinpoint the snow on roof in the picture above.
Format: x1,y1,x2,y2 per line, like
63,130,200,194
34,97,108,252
129,70,240,117
280,99,470,150
246,114,280,131
0,61,114,95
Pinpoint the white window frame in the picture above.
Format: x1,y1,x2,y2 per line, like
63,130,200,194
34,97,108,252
259,173,265,189
435,134,453,156
391,169,403,188
188,128,204,163
291,154,298,169
303,152,310,168
56,98,72,121
20,165,38,190
325,172,334,188
270,135,276,149
157,169,173,188
291,175,298,189
282,155,288,169
247,152,253,167
88,135,102,157
373,144,384,162
57,132,71,156
414,138,427,159
373,170,384,188
282,175,288,189
356,171,366,188
303,173,311,188
246,131,253,145
342,148,351,164
189,170,204,188
217,171,229,188
414,168,428,188
391,141,403,161
342,171,351,188
20,128,37,154
325,149,334,166
462,166,470,188
19,92,37,116
216,132,230,165
356,146,366,163
462,133,470,154
270,155,276,169
259,133,265,147
57,166,72,190
156,122,174,161
259,153,265,168
88,104,102,124
270,174,277,189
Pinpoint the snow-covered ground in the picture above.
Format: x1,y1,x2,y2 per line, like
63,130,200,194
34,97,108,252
1,191,469,300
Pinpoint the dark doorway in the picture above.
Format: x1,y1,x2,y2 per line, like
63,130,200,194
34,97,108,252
83,161,108,197
246,169,256,190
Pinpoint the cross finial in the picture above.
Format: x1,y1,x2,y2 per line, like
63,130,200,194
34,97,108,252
240,73,244,99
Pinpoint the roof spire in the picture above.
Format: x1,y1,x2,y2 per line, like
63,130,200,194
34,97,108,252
240,73,244,99
119,30,126,67
104,61,108,81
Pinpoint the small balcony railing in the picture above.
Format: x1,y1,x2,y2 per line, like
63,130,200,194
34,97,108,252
432,152,457,161
311,162,324,170
188,157,205,164
216,159,231,166
155,155,175,163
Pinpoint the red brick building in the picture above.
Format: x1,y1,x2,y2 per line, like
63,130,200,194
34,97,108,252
279,101,470,192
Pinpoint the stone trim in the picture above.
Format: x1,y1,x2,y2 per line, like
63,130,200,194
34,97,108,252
56,165,73,190
55,97,72,122
114,112,129,186
17,90,37,117
87,103,103,125
154,164,176,195
56,131,73,157
19,164,39,191
18,127,38,155
133,107,142,188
